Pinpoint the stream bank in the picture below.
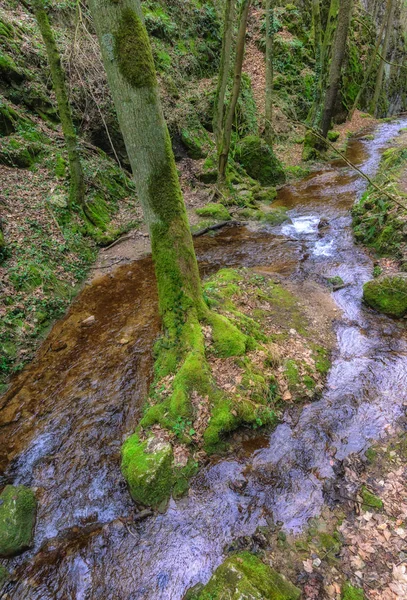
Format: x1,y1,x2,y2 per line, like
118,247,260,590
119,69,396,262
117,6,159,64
1,119,407,599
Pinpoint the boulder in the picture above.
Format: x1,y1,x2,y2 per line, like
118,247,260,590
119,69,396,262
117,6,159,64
363,274,407,318
235,136,286,186
184,551,301,600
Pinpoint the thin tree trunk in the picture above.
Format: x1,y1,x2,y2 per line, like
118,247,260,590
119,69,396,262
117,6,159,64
307,0,339,128
311,0,322,63
370,0,396,116
213,0,235,149
32,0,85,207
349,0,391,119
264,0,274,145
218,0,251,182
87,0,204,337
320,0,353,137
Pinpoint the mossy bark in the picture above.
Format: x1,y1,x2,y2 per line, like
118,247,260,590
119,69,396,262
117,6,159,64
319,0,353,137
31,0,85,207
370,0,396,116
213,0,235,149
88,0,205,340
218,0,251,183
264,0,274,145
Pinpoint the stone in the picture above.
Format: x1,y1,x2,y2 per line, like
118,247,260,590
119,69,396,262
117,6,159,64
235,136,286,186
81,315,96,327
0,485,36,557
363,274,407,318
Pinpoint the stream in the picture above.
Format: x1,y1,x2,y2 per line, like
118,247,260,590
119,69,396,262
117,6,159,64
1,119,407,599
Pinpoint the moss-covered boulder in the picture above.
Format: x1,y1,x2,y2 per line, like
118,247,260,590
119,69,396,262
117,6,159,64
184,552,301,600
235,136,286,186
363,275,407,318
196,203,231,221
0,485,37,557
121,434,174,507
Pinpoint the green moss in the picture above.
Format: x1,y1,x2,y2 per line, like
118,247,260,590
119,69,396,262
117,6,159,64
342,583,365,600
327,130,340,142
360,486,383,511
285,359,299,386
114,8,156,89
207,312,247,358
0,485,36,557
328,276,345,289
363,275,407,318
196,203,231,221
185,551,301,600
236,136,286,186
180,126,210,159
121,434,174,507
0,565,8,589
312,345,331,375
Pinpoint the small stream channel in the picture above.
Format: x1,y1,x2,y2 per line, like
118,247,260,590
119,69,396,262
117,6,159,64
1,119,407,599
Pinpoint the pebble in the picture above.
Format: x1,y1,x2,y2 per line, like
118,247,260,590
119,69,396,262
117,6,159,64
81,315,96,327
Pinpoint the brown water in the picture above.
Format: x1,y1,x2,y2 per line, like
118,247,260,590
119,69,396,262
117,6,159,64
1,120,407,599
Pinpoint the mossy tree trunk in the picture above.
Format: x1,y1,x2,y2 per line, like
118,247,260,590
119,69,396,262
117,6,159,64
213,0,235,150
349,0,391,119
31,0,85,208
311,0,322,67
307,0,339,130
319,0,353,137
370,0,396,116
87,0,206,344
218,0,251,182
264,0,274,145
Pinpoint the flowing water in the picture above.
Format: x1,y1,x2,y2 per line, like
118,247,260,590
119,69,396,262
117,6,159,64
1,119,407,599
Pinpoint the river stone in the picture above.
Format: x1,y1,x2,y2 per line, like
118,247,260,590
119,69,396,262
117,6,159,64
184,551,301,600
363,274,407,318
0,485,36,557
121,434,174,508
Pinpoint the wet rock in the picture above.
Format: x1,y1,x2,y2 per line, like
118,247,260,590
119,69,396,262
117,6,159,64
0,564,9,589
363,274,407,318
318,218,330,230
81,315,96,327
183,551,301,599
51,340,67,352
0,485,36,557
328,276,345,291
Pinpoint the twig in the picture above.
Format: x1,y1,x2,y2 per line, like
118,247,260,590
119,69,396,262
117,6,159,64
192,220,241,238
102,234,133,251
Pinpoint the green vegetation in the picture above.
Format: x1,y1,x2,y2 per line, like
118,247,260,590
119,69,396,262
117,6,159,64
0,565,8,589
0,485,36,557
184,552,301,600
342,583,365,600
360,486,383,511
196,203,231,221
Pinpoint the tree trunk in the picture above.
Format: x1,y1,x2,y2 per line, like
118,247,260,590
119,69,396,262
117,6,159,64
349,0,391,119
87,0,205,342
213,0,235,149
319,0,353,137
311,0,322,65
264,0,274,145
32,0,85,208
307,0,339,129
370,0,396,116
218,0,251,182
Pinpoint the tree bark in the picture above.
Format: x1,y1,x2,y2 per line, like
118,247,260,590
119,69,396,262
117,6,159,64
31,0,85,207
370,0,396,116
218,0,251,182
264,0,274,145
319,0,353,137
311,0,322,64
87,0,205,339
349,0,391,119
213,0,235,149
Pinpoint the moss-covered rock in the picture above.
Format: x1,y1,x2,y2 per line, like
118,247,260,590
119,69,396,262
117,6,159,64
341,582,365,600
196,203,231,221
184,552,301,599
121,434,174,508
363,275,407,318
360,486,383,511
235,136,286,186
0,485,36,557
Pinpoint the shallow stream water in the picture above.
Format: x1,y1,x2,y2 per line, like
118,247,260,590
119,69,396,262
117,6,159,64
1,119,407,599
